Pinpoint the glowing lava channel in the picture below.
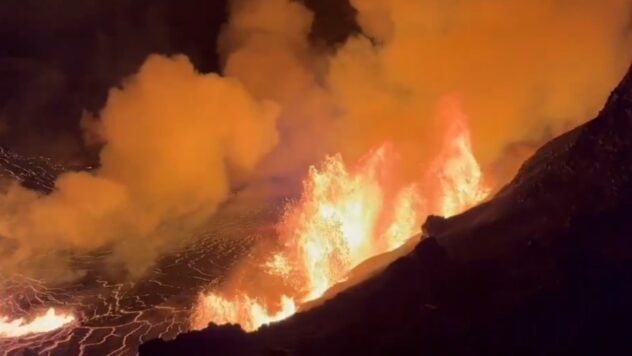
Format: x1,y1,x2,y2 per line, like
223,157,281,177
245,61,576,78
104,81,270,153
193,99,490,332
0,308,75,338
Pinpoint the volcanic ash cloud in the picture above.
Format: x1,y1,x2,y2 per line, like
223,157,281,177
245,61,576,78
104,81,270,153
218,0,632,186
0,55,279,281
331,0,632,171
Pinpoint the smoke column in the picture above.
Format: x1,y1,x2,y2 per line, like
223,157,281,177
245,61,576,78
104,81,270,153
332,0,632,182
0,55,278,280
219,0,632,185
0,0,631,282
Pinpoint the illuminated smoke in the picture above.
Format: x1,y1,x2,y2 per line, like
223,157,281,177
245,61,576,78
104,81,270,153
334,0,632,168
217,0,632,187
219,0,339,179
0,55,278,280
192,97,489,331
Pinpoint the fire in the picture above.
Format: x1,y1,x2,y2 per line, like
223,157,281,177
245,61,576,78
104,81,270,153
429,96,491,217
193,294,297,332
275,145,425,302
192,98,490,332
0,308,75,338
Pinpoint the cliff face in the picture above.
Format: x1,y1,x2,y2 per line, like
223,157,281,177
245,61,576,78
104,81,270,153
141,64,632,356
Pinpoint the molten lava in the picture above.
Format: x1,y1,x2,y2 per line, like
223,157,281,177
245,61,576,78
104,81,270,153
429,97,491,217
192,98,490,332
193,294,297,333
0,308,75,338
274,145,425,302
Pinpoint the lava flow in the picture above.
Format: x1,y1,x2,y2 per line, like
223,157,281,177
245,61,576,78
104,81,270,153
192,98,490,332
0,308,75,338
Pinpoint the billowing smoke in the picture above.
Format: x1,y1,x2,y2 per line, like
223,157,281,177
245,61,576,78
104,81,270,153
219,0,339,181
331,0,632,176
1,0,631,282
219,0,632,185
0,55,278,280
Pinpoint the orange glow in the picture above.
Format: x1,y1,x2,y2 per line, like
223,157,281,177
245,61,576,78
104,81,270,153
0,308,75,338
192,98,490,332
275,145,424,302
192,294,296,332
428,97,491,217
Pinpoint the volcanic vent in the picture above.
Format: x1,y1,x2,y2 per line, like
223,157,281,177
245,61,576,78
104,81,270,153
141,63,632,355
191,98,490,332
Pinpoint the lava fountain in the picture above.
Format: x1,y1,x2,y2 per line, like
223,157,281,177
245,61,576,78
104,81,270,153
0,308,75,338
192,97,490,332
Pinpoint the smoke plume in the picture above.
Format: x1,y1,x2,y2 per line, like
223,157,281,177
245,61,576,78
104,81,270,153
219,0,340,181
219,0,632,185
0,55,278,280
1,0,631,282
332,0,632,168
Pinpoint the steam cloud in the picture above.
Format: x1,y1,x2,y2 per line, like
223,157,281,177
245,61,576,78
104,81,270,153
1,0,631,281
221,0,632,184
332,0,632,181
0,55,278,280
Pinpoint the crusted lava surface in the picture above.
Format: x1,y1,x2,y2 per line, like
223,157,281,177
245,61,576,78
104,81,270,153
140,65,632,356
0,152,274,356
